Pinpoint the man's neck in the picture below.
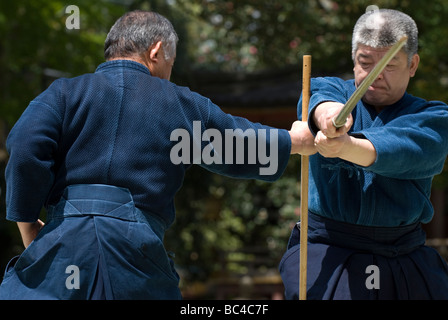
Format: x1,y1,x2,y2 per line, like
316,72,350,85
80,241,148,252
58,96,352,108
107,56,150,70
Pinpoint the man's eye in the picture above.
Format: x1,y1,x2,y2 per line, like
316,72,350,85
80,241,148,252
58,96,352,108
386,65,396,71
360,63,371,69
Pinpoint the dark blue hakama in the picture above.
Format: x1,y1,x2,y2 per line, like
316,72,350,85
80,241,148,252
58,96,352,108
0,184,182,300
279,212,448,300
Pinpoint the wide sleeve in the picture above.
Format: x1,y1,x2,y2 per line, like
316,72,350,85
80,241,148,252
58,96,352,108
198,99,291,182
5,84,63,222
360,101,448,179
297,77,353,136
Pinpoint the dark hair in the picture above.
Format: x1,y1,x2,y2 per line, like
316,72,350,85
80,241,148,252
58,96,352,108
104,11,178,60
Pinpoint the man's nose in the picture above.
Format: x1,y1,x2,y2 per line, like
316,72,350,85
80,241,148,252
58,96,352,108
375,70,384,81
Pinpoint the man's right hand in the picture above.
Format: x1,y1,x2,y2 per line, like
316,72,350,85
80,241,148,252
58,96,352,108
313,102,353,138
289,121,317,156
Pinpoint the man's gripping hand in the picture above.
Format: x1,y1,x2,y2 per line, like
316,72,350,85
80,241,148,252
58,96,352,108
312,102,376,167
313,102,353,138
289,120,317,155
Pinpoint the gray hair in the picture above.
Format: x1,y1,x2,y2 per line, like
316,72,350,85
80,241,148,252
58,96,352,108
352,9,418,63
104,11,178,61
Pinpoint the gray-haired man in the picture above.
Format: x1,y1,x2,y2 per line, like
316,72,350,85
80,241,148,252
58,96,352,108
280,9,448,300
0,11,315,299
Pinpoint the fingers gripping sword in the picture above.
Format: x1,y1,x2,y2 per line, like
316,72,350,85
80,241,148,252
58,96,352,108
332,36,408,128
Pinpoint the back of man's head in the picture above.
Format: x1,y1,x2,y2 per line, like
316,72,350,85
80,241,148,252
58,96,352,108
352,8,418,63
104,10,178,61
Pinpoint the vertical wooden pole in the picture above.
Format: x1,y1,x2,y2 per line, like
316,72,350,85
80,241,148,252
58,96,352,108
299,55,311,300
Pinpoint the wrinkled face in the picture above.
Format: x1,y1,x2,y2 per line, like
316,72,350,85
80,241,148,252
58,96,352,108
353,44,419,109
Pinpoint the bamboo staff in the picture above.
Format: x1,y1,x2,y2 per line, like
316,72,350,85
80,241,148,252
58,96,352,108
299,55,311,300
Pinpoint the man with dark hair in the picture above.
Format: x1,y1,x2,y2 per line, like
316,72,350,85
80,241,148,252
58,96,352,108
280,9,448,300
0,11,315,299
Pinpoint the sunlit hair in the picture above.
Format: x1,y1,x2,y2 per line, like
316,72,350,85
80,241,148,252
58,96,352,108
104,10,178,61
352,9,418,63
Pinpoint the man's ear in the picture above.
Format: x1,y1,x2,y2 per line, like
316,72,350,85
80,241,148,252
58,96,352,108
409,54,420,77
149,41,163,62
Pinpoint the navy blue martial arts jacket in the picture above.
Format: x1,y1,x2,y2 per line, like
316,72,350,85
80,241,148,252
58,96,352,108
1,60,292,299
5,60,291,227
279,76,448,300
300,77,448,227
